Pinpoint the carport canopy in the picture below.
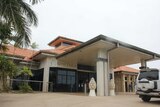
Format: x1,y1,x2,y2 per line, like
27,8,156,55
56,35,160,68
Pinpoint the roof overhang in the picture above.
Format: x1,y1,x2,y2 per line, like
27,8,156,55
48,36,83,47
56,35,160,68
32,52,56,60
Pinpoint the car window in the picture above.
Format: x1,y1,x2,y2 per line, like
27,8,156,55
138,70,159,80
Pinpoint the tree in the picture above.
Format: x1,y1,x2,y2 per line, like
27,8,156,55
30,0,44,5
30,42,39,50
0,22,12,51
0,55,18,91
19,66,33,79
0,0,42,48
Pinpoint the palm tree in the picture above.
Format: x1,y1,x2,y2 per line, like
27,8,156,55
30,0,44,5
0,21,14,51
0,0,43,48
30,42,39,50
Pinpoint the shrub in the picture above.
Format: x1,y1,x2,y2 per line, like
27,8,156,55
19,83,33,93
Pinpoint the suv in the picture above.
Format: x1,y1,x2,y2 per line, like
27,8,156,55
136,68,160,102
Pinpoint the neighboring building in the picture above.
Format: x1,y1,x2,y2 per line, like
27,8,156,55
114,66,139,93
1,35,160,96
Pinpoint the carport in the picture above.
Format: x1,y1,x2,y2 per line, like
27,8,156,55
56,35,160,96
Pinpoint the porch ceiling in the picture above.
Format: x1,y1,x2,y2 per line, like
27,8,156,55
56,35,160,68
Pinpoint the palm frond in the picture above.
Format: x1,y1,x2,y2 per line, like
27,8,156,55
29,0,44,5
0,0,38,48
19,1,38,26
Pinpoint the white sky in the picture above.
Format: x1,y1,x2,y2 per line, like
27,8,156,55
30,0,160,69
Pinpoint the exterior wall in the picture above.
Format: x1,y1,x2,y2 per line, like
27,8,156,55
39,56,57,69
124,73,137,92
114,73,123,92
57,60,77,69
114,71,138,93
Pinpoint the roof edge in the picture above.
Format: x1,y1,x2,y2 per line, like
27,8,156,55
48,36,83,46
56,34,160,59
56,35,107,58
31,50,57,59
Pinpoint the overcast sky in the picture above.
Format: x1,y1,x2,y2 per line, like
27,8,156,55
30,0,160,69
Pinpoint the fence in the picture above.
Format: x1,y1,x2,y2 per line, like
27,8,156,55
9,79,54,91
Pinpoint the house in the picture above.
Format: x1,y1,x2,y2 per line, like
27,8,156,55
114,66,139,93
1,35,160,96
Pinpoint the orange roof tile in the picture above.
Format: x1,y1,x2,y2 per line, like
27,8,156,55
114,66,139,73
31,45,76,58
0,45,37,61
48,36,82,47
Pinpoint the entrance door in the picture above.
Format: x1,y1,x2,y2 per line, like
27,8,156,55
125,81,128,92
78,72,88,92
77,72,96,92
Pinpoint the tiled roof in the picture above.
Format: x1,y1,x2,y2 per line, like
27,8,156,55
114,66,139,73
0,45,37,61
31,45,76,58
48,36,82,47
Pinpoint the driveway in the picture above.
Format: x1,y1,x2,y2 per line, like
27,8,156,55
0,93,159,107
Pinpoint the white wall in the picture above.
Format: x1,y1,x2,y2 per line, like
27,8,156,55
39,57,57,69
57,60,77,69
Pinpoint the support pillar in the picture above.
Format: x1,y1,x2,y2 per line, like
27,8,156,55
96,49,108,96
140,60,147,69
42,58,50,92
109,69,115,96
42,67,49,92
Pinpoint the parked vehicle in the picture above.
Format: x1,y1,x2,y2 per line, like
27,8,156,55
136,68,160,102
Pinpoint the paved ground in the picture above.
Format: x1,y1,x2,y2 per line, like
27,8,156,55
0,93,159,107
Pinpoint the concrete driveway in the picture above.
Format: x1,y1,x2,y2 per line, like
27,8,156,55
0,93,159,107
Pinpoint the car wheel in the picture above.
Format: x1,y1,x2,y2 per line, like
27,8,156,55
141,96,151,102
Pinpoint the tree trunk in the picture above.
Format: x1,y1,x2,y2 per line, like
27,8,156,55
2,71,6,90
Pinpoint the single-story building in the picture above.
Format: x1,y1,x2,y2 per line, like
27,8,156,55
1,35,160,96
114,66,139,93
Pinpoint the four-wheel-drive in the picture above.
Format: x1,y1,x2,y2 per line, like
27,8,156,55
136,68,160,102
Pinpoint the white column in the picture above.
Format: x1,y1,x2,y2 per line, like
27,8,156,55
42,67,49,92
42,58,50,92
109,69,115,96
104,59,109,96
96,49,108,96
140,60,147,68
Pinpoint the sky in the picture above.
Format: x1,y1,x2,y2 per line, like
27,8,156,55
30,0,160,69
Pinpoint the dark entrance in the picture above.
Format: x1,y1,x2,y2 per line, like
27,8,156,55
49,67,96,92
49,68,76,92
77,71,96,92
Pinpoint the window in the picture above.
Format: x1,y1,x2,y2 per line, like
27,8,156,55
57,70,76,85
57,70,67,84
55,42,73,48
62,42,72,46
138,70,159,80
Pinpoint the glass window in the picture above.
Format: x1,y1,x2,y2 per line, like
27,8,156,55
62,42,72,46
71,76,75,84
68,71,75,76
58,70,67,75
138,70,159,80
58,75,66,84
